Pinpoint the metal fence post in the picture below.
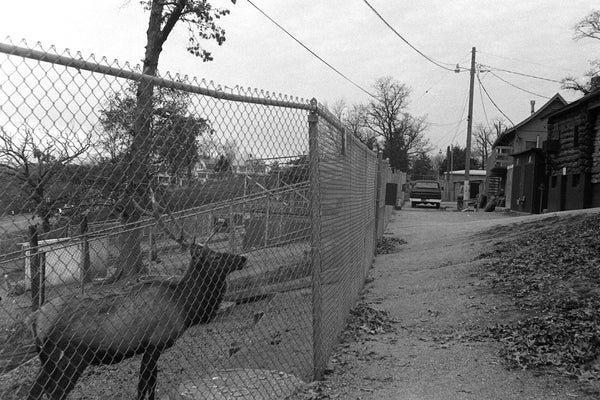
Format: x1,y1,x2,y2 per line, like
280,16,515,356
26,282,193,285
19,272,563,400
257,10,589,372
264,196,270,247
373,150,383,256
28,225,41,311
149,228,157,262
229,204,236,252
80,214,90,292
309,99,324,380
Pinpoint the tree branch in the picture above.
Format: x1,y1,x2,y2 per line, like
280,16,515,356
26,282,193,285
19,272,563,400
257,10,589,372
161,0,187,40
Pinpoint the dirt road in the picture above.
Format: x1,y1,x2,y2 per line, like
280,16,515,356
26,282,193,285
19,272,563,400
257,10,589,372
293,205,598,399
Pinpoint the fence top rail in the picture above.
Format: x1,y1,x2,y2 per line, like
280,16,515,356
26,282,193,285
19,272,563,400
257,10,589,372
0,41,316,112
1,39,351,141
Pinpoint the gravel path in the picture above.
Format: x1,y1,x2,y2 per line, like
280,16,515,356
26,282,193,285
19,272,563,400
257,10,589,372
290,204,600,399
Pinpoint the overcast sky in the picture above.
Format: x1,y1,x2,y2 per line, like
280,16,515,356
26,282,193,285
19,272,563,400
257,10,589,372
1,0,598,156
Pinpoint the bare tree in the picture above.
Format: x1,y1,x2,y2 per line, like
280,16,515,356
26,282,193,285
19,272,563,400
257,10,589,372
109,0,236,282
325,98,376,147
346,104,375,146
365,76,430,171
328,98,348,121
562,10,600,94
574,9,600,41
366,76,411,138
473,119,504,169
0,126,91,232
398,114,431,160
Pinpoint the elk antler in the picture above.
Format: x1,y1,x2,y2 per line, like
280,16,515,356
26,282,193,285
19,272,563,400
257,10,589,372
135,189,219,249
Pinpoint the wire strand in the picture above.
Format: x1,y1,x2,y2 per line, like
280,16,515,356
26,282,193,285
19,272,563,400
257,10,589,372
431,84,470,149
477,71,491,130
361,0,456,72
477,74,515,126
487,70,552,99
479,63,561,83
478,50,579,74
246,0,376,99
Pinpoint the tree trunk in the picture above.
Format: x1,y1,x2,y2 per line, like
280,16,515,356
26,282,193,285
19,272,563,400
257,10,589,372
111,2,166,282
33,185,51,233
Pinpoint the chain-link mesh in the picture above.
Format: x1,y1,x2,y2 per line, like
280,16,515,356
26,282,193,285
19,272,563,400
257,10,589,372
0,39,396,399
310,106,379,377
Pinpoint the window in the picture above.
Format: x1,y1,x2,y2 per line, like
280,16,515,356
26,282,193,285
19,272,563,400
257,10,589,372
551,175,557,188
572,173,581,187
574,125,580,147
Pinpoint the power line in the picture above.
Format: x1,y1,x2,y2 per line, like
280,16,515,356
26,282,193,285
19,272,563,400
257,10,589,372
487,70,551,99
478,50,579,74
479,63,561,83
361,0,456,72
477,74,514,126
432,84,470,149
429,118,467,127
477,71,491,130
245,0,376,99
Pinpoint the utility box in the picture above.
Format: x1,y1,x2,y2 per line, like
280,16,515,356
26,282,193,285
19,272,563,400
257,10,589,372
385,183,398,206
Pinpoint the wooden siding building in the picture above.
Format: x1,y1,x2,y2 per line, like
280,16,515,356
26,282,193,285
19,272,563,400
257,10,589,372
486,94,567,209
546,81,600,211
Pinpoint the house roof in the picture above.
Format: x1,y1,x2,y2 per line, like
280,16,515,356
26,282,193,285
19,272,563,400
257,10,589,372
493,93,567,147
546,89,600,121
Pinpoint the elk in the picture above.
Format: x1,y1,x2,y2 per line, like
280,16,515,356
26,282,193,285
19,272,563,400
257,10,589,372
26,203,247,400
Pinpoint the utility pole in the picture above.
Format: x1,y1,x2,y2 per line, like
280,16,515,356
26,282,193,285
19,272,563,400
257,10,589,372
463,47,476,206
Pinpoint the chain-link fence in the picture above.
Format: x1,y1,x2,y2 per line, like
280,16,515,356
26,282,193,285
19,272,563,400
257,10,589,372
0,39,399,399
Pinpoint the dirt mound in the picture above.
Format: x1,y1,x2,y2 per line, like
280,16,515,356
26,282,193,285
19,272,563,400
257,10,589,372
480,212,600,389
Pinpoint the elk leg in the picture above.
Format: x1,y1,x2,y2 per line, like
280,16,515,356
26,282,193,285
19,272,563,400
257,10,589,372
46,346,87,400
27,366,50,400
51,362,86,399
138,348,160,400
146,349,161,400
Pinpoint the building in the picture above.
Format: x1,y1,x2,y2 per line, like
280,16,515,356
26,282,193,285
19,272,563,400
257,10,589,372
509,148,547,213
545,79,600,211
486,94,567,208
442,170,487,202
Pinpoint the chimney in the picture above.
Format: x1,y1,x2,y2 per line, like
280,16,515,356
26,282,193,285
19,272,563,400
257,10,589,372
530,100,536,115
591,76,600,92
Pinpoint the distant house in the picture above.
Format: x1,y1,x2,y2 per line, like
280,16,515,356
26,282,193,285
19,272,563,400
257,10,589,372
545,79,600,211
486,94,567,208
442,169,487,202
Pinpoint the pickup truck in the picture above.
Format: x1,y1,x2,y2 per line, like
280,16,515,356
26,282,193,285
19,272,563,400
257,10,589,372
409,180,442,209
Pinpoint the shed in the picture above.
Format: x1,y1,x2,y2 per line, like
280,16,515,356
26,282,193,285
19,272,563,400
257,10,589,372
510,148,547,214
442,170,486,202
